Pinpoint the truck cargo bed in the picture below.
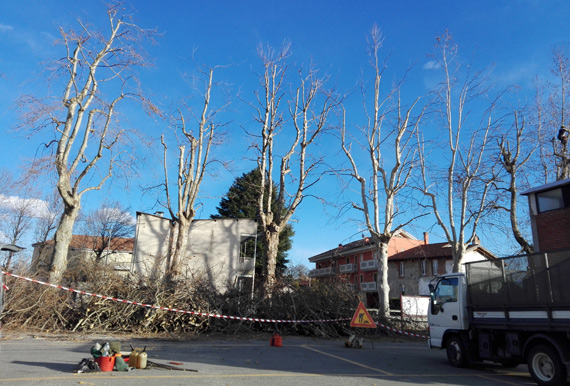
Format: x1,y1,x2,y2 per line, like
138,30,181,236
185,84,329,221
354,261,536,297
465,251,570,331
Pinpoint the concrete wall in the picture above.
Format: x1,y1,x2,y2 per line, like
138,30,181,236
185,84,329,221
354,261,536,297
132,213,257,292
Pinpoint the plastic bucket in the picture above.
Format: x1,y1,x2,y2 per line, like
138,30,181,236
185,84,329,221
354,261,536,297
96,356,115,372
271,333,282,347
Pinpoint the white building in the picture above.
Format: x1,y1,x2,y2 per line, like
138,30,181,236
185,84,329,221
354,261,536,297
132,212,257,293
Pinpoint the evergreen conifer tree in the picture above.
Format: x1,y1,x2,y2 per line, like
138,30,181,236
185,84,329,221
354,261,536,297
211,169,293,275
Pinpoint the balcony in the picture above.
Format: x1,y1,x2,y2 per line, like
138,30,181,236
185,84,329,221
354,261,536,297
360,259,378,271
309,267,333,277
238,257,256,273
339,263,358,273
360,281,377,292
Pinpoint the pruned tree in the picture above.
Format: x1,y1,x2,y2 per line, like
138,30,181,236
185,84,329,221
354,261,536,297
495,110,536,254
340,26,424,318
251,43,336,297
161,67,228,284
17,6,153,284
541,46,570,180
78,202,135,262
418,32,499,272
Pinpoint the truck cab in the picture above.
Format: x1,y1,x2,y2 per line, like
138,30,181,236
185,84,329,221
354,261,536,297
428,274,468,346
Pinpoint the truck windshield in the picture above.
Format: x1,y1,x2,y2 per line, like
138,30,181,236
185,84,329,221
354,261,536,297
435,277,458,304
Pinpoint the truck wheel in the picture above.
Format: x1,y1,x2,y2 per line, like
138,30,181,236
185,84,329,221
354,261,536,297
446,335,468,368
528,344,568,386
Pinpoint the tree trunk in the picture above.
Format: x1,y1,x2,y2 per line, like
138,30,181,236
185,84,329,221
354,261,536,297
167,219,190,283
375,239,390,319
452,244,467,273
48,204,80,283
262,228,280,296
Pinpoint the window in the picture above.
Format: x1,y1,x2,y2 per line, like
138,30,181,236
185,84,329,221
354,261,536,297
431,277,458,315
536,185,570,213
346,257,350,264
359,274,363,284
399,261,405,277
239,234,256,262
434,277,458,303
400,284,405,294
373,273,378,282
421,260,427,276
237,275,253,294
432,260,439,276
537,188,564,212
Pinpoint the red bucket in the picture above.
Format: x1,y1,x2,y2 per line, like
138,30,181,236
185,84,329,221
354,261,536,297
95,356,115,372
270,333,282,347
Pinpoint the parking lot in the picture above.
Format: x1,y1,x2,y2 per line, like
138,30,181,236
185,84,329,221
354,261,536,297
0,334,535,386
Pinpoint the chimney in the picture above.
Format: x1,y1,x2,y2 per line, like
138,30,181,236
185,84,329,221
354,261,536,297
423,232,429,245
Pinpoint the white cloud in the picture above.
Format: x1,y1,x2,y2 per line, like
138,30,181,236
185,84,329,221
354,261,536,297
0,24,14,32
423,60,441,70
0,195,54,219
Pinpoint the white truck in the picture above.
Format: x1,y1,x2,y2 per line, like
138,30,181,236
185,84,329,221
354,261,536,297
428,250,570,386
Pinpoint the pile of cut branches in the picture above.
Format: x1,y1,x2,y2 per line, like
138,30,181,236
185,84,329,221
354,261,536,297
1,265,357,337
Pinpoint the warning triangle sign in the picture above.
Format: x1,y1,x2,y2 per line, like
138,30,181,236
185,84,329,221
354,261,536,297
350,301,377,328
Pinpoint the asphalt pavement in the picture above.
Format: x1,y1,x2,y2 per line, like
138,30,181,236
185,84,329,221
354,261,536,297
0,333,535,386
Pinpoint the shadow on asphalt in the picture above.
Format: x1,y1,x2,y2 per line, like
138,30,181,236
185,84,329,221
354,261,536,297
11,360,75,373
2,337,535,385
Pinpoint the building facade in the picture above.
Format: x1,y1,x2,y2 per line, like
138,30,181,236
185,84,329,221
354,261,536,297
308,230,495,307
132,212,258,293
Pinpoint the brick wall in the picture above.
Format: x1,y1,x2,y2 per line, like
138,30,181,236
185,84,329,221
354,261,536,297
535,208,570,251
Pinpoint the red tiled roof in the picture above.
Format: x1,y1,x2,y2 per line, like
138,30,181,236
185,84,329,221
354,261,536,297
388,242,452,261
308,237,375,261
388,242,496,261
34,235,134,252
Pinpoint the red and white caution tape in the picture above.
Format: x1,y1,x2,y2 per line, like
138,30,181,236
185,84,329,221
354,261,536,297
1,271,349,324
1,271,429,338
375,322,428,339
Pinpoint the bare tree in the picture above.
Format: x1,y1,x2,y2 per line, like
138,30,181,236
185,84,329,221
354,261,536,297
542,46,570,180
161,67,228,283
418,32,498,272
0,171,37,269
78,202,135,262
18,6,152,284
341,26,424,318
252,44,336,297
495,111,536,254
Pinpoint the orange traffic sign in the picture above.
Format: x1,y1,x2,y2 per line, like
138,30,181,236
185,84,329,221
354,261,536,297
350,301,377,328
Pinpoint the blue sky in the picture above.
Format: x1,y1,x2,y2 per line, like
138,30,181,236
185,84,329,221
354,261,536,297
1,1,570,267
